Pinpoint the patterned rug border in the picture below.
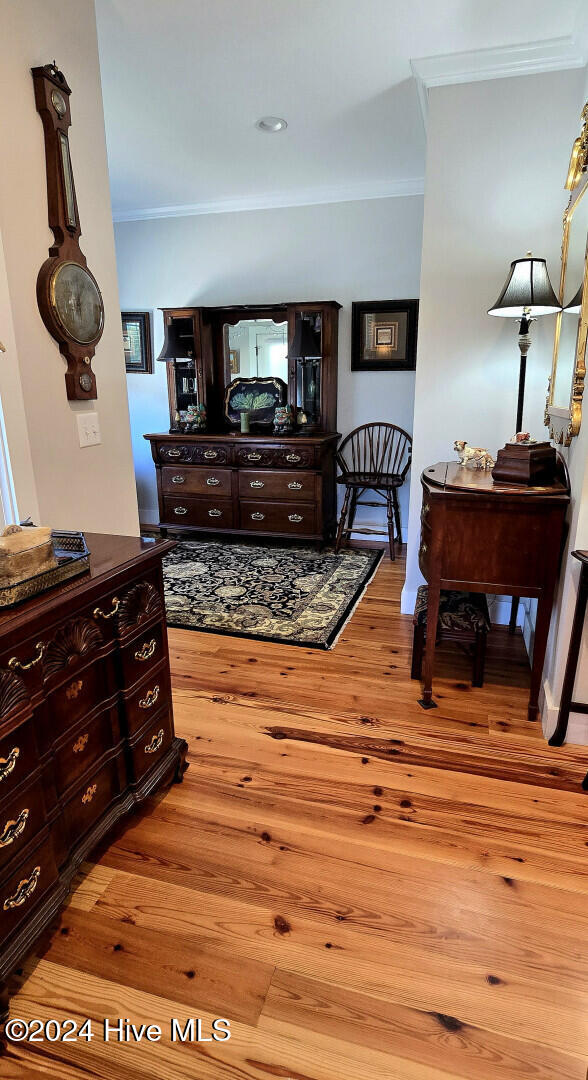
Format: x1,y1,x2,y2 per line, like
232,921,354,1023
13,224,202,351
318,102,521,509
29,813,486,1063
164,544,384,650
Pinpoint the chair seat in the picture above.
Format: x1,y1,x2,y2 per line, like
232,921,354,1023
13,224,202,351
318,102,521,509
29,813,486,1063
336,472,404,489
414,585,490,633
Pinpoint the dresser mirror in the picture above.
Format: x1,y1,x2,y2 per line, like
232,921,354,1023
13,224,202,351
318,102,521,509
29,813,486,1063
546,103,588,445
223,318,288,384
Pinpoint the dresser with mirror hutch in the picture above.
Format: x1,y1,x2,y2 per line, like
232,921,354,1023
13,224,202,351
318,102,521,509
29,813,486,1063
145,301,341,544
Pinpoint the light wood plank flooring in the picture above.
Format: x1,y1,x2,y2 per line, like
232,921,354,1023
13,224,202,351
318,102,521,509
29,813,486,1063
5,548,588,1080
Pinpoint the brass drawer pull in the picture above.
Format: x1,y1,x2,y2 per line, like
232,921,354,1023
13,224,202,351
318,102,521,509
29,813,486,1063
247,452,262,462
203,450,218,460
286,453,301,463
81,783,97,805
93,596,120,620
3,866,40,910
287,481,303,490
206,477,220,486
0,808,29,848
139,684,160,709
208,508,222,518
250,480,264,489
167,448,182,458
135,638,157,662
72,732,89,754
0,747,19,783
171,475,185,484
66,679,83,701
420,542,428,555
9,641,46,671
173,506,188,515
145,728,164,754
251,512,265,521
288,514,303,523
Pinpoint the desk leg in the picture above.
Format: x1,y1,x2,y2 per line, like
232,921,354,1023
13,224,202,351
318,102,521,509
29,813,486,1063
528,587,556,723
549,563,588,746
419,581,440,710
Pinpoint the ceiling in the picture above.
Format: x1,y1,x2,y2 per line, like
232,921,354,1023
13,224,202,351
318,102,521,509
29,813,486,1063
95,0,586,220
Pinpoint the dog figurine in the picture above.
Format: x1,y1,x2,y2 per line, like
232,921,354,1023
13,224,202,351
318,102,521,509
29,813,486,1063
453,440,495,470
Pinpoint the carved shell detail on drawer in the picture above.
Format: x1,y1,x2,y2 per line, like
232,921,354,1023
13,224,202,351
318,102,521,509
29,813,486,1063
0,668,29,721
43,619,104,678
118,581,162,633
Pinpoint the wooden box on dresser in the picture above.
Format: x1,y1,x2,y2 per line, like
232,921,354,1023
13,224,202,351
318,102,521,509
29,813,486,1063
145,432,339,544
0,534,187,1022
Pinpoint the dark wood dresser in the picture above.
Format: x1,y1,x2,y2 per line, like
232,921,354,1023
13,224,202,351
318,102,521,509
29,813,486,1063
418,461,570,721
145,432,339,543
0,534,186,1021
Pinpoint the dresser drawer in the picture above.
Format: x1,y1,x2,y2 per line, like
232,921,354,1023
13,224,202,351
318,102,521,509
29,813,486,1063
235,444,316,469
0,832,58,946
122,661,172,739
0,717,38,805
0,777,46,875
163,496,234,529
62,757,123,850
239,470,319,502
158,442,229,465
46,655,115,738
53,706,121,797
120,622,165,689
128,708,174,786
161,465,232,497
240,500,317,535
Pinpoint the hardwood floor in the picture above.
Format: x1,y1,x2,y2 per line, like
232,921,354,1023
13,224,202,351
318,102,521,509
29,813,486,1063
4,548,588,1080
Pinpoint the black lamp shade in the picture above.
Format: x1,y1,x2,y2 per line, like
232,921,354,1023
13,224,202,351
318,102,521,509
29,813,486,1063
488,256,560,318
156,322,193,361
564,282,584,314
288,317,321,359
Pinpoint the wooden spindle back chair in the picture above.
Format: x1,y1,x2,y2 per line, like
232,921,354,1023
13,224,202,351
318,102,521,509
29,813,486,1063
335,423,412,559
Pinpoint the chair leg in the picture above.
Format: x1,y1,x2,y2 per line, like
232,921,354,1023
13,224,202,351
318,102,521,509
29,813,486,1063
335,486,351,554
411,623,424,680
472,630,487,687
385,491,396,560
348,490,359,536
392,489,402,549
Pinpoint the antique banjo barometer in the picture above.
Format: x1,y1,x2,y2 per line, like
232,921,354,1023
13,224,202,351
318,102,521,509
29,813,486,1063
32,63,104,400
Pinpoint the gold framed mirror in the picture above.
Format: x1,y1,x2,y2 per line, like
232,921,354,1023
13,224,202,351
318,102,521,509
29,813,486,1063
545,103,588,445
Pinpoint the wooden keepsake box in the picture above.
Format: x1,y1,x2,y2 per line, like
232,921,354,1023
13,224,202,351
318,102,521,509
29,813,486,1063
491,441,557,486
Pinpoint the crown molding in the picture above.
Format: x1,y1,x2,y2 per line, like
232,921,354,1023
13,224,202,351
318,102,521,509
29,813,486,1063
411,35,587,127
112,177,425,223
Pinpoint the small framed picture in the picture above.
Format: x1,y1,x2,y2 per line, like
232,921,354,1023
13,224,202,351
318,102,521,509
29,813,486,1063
351,300,419,371
122,311,153,374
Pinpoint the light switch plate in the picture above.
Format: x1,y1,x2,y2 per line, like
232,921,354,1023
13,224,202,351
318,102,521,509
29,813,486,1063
77,411,101,448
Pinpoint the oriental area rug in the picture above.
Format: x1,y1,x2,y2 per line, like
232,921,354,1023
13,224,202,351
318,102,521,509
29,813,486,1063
162,540,383,649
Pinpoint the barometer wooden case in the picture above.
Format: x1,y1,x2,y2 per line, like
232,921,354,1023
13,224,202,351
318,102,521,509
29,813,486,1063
32,63,104,401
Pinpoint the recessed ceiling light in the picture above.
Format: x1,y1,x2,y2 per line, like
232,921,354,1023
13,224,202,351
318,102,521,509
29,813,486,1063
256,116,288,133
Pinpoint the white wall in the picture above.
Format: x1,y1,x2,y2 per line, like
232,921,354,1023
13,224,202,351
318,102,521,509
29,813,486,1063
0,0,139,536
402,69,586,628
115,196,423,529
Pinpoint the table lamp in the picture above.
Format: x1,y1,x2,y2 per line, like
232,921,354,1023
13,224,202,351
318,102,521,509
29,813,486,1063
487,252,561,486
157,320,195,433
488,252,560,433
288,316,322,431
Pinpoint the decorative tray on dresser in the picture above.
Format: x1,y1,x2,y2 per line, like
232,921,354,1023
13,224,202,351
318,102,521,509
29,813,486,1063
0,533,187,1022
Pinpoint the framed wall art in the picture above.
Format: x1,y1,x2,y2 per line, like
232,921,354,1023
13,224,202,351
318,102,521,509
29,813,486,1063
122,311,153,374
351,299,419,371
